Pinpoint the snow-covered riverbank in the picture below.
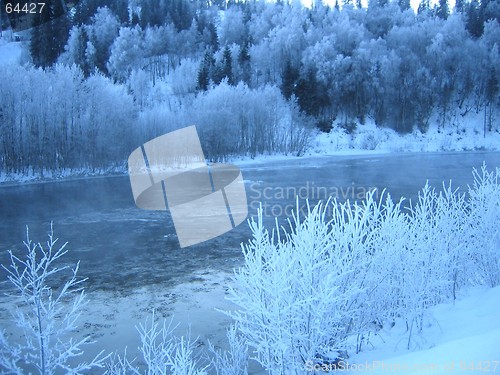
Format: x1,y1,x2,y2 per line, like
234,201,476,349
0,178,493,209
2,120,499,186
309,116,500,155
343,285,500,375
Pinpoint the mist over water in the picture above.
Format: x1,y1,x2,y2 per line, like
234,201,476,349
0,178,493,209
0,151,498,292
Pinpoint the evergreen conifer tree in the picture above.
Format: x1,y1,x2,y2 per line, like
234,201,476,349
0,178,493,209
30,0,69,67
436,0,450,19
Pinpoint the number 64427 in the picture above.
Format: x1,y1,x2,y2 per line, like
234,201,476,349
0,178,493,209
4,2,46,14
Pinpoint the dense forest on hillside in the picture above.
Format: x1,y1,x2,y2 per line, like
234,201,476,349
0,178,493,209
0,0,499,175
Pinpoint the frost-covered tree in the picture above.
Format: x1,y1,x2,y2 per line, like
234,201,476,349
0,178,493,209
0,225,107,374
4,0,500,174
85,7,121,74
107,25,145,82
59,26,91,76
217,7,247,46
0,63,137,174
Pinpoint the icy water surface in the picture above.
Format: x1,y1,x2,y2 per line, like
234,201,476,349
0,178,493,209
0,151,499,291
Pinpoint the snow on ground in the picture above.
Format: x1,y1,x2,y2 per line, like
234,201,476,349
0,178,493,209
310,114,500,156
342,286,500,374
0,165,127,185
234,113,500,171
0,40,26,65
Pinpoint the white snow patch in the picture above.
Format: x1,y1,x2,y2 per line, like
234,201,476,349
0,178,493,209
0,165,127,185
344,286,500,374
310,114,500,157
0,41,25,65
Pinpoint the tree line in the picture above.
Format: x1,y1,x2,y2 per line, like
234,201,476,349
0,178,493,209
0,0,498,176
0,64,310,175
29,0,500,132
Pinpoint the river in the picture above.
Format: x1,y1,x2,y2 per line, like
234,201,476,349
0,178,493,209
0,151,498,371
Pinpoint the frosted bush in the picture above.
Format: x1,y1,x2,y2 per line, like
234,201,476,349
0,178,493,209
321,124,351,151
466,164,500,287
401,183,466,348
227,165,499,371
2,166,498,375
105,312,207,375
355,193,409,346
208,324,248,375
225,197,387,373
351,123,397,150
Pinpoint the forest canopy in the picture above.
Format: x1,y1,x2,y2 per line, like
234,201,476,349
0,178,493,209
0,0,499,175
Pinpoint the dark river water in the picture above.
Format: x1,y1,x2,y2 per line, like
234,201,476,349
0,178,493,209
0,151,499,293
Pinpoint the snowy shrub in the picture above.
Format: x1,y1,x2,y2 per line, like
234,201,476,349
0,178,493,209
228,165,500,369
130,82,312,162
400,183,467,348
351,123,398,150
191,82,312,160
466,165,500,287
224,197,395,372
105,312,207,375
0,225,107,374
225,199,381,374
315,124,351,152
208,324,248,375
105,351,138,375
429,183,469,299
354,193,409,347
